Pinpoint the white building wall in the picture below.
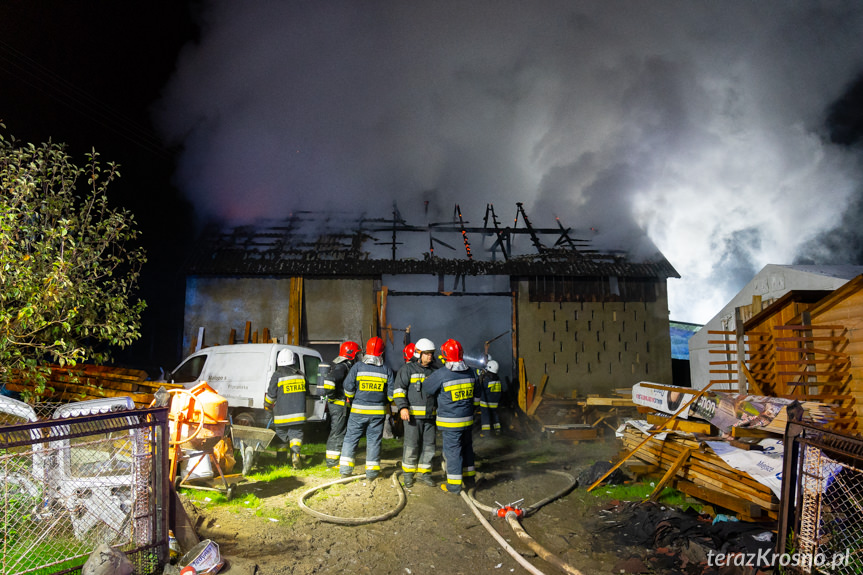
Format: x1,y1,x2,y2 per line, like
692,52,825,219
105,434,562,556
688,265,863,390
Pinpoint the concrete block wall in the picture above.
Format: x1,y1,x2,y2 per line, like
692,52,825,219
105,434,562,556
517,280,673,396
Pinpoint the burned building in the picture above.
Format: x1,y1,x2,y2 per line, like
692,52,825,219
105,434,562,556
181,203,679,397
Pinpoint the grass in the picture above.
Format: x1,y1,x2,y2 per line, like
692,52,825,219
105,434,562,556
588,480,700,511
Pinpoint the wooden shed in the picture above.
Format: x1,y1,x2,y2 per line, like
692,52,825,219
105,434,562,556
711,277,863,434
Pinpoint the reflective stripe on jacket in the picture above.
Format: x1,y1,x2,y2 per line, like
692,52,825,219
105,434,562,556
265,366,307,426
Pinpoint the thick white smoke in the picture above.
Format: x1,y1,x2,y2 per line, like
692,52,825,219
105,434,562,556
155,0,863,323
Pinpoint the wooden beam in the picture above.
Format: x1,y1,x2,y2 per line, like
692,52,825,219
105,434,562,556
645,414,714,434
649,447,691,502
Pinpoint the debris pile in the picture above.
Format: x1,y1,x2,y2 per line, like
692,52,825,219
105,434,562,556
593,500,775,575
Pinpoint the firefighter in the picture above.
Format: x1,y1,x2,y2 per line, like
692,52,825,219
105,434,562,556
422,338,477,494
264,348,307,469
393,338,438,488
322,340,361,468
339,336,394,480
477,360,502,436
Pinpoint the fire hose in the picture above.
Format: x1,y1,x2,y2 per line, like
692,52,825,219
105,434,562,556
297,462,407,525
300,464,583,575
465,469,585,575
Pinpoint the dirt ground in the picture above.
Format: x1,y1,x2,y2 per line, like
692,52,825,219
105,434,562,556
179,430,664,575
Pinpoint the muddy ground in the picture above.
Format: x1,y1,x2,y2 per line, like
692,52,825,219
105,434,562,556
179,430,670,575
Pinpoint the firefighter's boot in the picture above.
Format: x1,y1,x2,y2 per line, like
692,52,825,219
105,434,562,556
291,452,302,470
402,473,414,488
275,449,288,465
418,474,435,487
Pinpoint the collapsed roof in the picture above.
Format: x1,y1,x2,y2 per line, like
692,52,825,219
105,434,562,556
185,203,680,279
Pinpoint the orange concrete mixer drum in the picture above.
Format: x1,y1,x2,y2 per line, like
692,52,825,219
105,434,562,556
168,382,229,450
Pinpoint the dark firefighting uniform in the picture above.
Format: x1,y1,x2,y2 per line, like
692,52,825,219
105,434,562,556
476,370,502,434
264,364,307,455
392,359,437,482
422,364,476,493
322,356,355,467
339,358,394,479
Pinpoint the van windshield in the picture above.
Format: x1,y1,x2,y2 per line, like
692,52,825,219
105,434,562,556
172,355,207,383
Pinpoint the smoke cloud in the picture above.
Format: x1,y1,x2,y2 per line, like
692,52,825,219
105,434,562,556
155,1,863,323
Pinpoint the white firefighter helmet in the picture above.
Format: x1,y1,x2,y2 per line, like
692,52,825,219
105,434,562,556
277,348,296,367
486,360,499,374
414,338,436,356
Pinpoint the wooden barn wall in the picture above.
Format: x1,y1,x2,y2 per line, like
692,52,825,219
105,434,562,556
811,291,863,432
184,276,294,351
304,279,376,343
516,279,673,396
183,276,375,354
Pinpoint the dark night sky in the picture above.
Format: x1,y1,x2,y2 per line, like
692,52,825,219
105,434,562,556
0,2,200,370
3,2,863,372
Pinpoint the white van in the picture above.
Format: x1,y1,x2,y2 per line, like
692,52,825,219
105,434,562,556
166,343,325,428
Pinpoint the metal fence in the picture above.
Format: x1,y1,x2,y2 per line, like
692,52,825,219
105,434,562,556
779,421,863,575
0,400,169,575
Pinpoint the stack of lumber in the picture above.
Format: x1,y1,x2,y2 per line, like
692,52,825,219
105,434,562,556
760,402,837,434
7,364,183,408
620,425,779,521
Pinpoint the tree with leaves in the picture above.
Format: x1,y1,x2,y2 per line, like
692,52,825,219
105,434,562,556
0,125,147,401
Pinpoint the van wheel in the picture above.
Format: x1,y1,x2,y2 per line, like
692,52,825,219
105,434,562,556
233,411,256,428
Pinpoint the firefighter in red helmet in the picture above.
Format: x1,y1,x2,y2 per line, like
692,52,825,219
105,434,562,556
403,342,416,362
339,336,394,480
321,341,360,468
422,338,477,494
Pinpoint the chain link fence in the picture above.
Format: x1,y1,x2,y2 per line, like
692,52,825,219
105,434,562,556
0,397,169,575
779,422,863,574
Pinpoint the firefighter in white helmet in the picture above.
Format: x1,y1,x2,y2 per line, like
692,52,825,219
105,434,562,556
392,337,438,488
476,359,502,436
264,348,307,469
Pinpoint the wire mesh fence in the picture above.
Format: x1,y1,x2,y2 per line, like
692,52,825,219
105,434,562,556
0,398,169,575
780,422,863,575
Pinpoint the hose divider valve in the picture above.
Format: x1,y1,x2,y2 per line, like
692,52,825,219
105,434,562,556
495,499,524,518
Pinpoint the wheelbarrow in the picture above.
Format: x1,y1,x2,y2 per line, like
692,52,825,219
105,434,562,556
230,424,276,476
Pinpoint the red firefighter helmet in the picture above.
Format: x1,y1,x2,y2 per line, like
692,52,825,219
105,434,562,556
365,336,384,358
440,339,463,363
403,342,416,362
339,341,361,360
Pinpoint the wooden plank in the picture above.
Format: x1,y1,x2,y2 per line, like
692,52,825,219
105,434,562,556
775,347,847,358
773,325,846,330
674,480,764,518
645,414,714,434
228,328,236,345
585,397,635,406
526,395,543,416
243,321,251,344
730,427,778,438
535,373,548,399
517,358,527,413
649,447,691,502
